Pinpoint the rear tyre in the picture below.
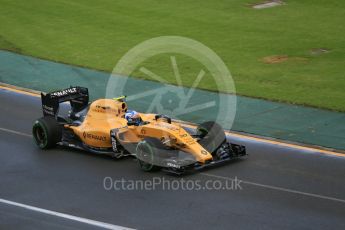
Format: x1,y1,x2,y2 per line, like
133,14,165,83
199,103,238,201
32,117,62,149
136,138,162,172
197,121,226,153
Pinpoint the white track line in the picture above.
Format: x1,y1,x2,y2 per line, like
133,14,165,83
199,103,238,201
0,127,32,138
0,127,134,229
0,198,134,230
201,173,345,204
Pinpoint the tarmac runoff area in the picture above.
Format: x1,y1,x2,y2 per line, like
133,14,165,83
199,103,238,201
0,50,345,151
0,87,345,229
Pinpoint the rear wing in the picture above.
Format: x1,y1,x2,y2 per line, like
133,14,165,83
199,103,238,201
41,86,89,117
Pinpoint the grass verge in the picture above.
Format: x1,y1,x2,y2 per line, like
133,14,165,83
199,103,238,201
0,0,344,111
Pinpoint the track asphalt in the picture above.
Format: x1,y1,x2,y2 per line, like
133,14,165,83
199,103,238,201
0,50,345,151
0,89,344,229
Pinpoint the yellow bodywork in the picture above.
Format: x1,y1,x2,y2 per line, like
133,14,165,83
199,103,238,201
66,99,212,163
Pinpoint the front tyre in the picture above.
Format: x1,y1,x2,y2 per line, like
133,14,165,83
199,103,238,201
197,121,226,153
32,117,62,149
136,138,162,172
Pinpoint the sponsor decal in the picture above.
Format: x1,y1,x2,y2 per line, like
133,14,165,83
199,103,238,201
167,162,181,169
43,109,55,116
93,105,118,113
42,105,55,115
111,136,118,152
154,122,179,131
83,132,106,141
201,149,208,155
51,87,77,98
43,105,54,111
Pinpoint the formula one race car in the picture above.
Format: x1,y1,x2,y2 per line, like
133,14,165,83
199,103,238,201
32,86,246,174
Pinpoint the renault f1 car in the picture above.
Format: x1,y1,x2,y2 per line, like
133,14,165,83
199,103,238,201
32,86,246,174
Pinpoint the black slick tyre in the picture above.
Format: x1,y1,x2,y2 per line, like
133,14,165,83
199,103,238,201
32,117,61,149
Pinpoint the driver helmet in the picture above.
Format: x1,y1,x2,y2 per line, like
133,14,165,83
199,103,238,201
125,110,141,125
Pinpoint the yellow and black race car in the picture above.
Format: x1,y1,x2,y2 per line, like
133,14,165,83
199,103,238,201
32,86,246,174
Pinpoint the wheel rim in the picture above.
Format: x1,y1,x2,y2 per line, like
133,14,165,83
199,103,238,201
136,142,154,171
33,124,47,148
